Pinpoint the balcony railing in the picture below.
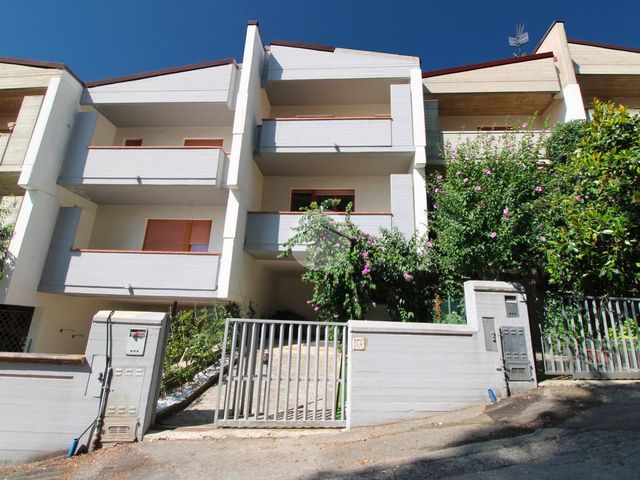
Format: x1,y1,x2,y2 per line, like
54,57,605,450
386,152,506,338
59,146,227,187
245,211,393,257
39,207,220,299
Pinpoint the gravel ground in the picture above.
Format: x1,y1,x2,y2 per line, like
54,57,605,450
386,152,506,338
2,381,639,480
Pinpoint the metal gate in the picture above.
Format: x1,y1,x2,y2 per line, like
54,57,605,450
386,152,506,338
540,295,640,379
214,319,348,427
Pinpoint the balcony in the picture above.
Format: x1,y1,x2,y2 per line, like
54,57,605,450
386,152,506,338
245,211,394,259
39,207,220,300
59,146,228,205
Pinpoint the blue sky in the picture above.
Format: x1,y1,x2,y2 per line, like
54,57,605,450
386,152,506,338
1,0,638,82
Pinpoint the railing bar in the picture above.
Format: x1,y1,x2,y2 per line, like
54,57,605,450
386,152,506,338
314,324,320,421
227,318,345,327
591,299,607,372
284,323,293,421
294,324,303,421
323,325,329,421
233,322,248,420
574,298,589,374
583,299,597,374
613,300,630,371
214,319,230,424
340,325,347,421
303,324,311,421
558,298,568,373
599,299,616,371
623,301,639,370
243,323,258,420
538,323,549,372
566,297,581,373
606,299,623,371
255,323,266,419
332,325,338,421
274,323,284,420
630,301,640,365
263,324,275,420
554,300,565,373
222,321,238,421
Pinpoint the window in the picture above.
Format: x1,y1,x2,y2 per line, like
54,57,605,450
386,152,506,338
142,219,212,252
291,189,355,212
124,138,143,146
476,126,513,132
184,139,224,147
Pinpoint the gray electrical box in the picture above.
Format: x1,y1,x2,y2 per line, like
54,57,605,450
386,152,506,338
500,326,532,381
505,295,519,318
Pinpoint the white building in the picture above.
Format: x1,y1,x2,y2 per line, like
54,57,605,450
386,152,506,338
0,20,638,354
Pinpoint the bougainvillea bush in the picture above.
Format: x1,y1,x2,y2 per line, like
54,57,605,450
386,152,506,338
427,126,555,291
280,201,439,322
544,101,640,295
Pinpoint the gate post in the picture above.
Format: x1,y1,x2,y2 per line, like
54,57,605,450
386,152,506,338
464,281,538,395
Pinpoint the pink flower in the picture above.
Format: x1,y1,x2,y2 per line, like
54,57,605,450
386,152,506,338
521,122,528,129
539,236,547,242
451,148,458,157
313,306,320,312
425,241,433,248
575,194,583,202
433,187,440,193
403,273,414,281
463,177,469,184
507,141,514,148
360,251,369,259
474,185,482,192
483,168,492,175
534,186,543,193
433,203,439,210
503,207,511,221
489,231,497,239
362,263,371,275
306,300,312,304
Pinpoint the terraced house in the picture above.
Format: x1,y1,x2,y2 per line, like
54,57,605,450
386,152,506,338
0,20,638,355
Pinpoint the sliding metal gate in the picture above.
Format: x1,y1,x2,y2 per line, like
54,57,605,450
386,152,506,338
215,319,348,427
540,295,640,379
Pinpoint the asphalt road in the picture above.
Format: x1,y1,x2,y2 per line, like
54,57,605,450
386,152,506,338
2,381,639,479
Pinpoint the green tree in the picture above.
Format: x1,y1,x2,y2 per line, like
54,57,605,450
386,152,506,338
427,127,554,291
545,101,640,295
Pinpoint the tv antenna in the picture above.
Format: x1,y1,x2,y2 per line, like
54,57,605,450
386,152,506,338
508,23,529,57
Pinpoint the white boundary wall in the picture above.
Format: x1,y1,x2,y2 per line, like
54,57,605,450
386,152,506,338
346,281,537,427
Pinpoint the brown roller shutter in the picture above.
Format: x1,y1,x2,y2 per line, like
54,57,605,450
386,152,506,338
189,220,212,252
142,220,190,252
184,139,223,147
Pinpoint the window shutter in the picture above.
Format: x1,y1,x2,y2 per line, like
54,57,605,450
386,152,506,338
190,220,212,245
143,220,189,251
184,139,223,147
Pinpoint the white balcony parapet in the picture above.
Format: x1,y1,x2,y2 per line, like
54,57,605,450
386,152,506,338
39,207,219,299
59,146,226,187
245,211,393,258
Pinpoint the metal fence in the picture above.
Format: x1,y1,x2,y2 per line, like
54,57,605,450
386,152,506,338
540,295,640,379
215,319,348,427
0,306,34,352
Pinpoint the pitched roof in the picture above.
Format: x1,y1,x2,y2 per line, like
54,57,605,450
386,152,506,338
86,58,237,88
0,56,83,84
422,52,554,78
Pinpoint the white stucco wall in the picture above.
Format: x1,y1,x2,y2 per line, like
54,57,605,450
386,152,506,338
260,176,391,212
88,205,226,252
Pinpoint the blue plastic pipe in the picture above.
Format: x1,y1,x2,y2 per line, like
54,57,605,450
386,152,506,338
67,438,79,458
488,388,497,403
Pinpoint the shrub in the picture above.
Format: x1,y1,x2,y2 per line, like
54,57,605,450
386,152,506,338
427,126,554,288
545,119,588,164
161,303,240,393
544,101,640,295
280,201,440,322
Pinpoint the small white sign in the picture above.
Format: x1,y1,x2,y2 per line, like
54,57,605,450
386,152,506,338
126,329,147,356
352,337,367,351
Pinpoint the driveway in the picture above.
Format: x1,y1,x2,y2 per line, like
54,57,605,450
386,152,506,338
2,381,639,479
